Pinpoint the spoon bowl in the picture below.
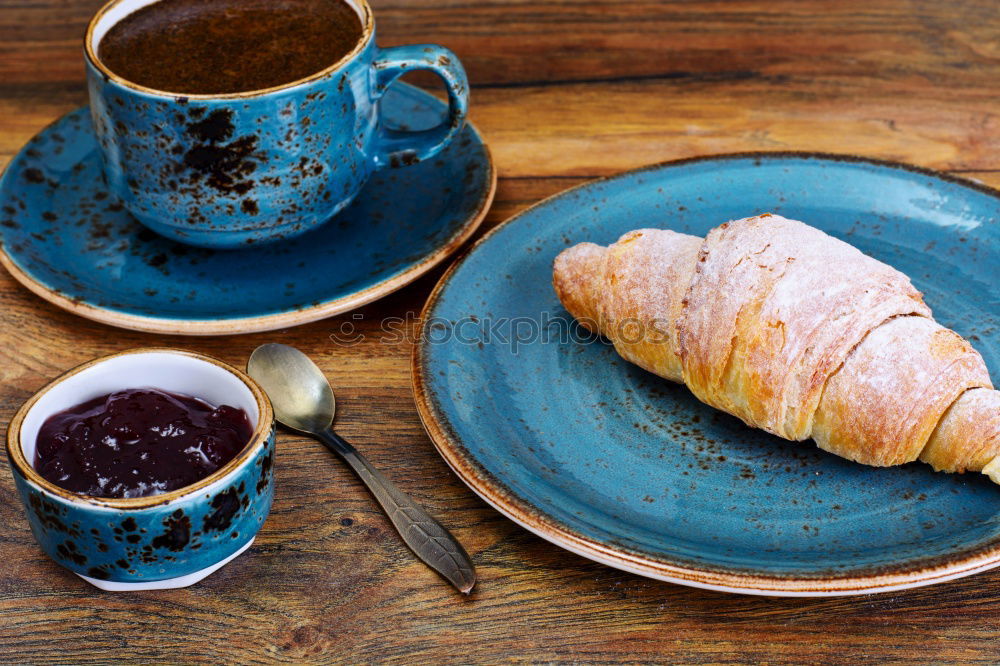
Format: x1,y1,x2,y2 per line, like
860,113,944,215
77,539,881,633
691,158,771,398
248,343,336,435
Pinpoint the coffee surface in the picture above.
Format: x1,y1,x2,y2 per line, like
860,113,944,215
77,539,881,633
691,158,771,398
98,0,363,94
34,388,253,499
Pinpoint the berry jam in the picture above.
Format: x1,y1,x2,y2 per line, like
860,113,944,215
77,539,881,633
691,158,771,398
34,388,252,499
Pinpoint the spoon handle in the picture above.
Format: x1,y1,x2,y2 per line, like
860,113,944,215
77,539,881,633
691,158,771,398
317,428,477,594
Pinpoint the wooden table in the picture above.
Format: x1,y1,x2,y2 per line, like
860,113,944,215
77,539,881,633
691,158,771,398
2,0,1000,662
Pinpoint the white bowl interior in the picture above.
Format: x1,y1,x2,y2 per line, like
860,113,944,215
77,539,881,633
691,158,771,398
89,0,367,59
19,352,259,468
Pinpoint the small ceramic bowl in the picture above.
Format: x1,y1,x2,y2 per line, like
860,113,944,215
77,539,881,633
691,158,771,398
6,348,275,591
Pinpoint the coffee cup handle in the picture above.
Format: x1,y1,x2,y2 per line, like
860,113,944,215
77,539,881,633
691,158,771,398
371,44,469,169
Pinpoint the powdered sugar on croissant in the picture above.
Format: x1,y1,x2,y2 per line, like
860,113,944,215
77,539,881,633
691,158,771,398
552,213,999,482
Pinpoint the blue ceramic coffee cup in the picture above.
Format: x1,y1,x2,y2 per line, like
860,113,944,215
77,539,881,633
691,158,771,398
83,0,469,248
6,349,275,591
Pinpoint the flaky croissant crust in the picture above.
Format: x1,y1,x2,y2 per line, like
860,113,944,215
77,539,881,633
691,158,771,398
553,214,1000,482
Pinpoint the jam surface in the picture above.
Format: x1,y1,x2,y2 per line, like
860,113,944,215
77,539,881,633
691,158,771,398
34,388,252,499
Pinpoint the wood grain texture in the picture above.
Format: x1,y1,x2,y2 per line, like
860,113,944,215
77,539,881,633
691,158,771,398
2,0,1000,663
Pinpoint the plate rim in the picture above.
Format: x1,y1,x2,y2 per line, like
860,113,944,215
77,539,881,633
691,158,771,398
0,85,497,336
412,151,1000,596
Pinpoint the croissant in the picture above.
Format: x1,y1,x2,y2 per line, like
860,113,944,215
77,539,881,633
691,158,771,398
553,213,1000,483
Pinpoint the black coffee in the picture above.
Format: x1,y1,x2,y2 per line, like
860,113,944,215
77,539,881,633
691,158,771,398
98,0,364,95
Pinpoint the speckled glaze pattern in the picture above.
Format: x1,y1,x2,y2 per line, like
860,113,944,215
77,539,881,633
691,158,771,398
10,427,275,583
0,84,494,334
6,350,276,584
413,153,1000,596
85,2,468,248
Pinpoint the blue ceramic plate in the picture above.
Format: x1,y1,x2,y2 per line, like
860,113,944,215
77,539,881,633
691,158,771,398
413,154,1000,596
0,83,494,335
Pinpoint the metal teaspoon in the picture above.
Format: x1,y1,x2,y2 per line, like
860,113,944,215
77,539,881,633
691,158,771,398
247,343,476,594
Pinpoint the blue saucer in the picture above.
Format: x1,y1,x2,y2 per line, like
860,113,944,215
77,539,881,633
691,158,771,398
414,153,1000,596
0,83,495,335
